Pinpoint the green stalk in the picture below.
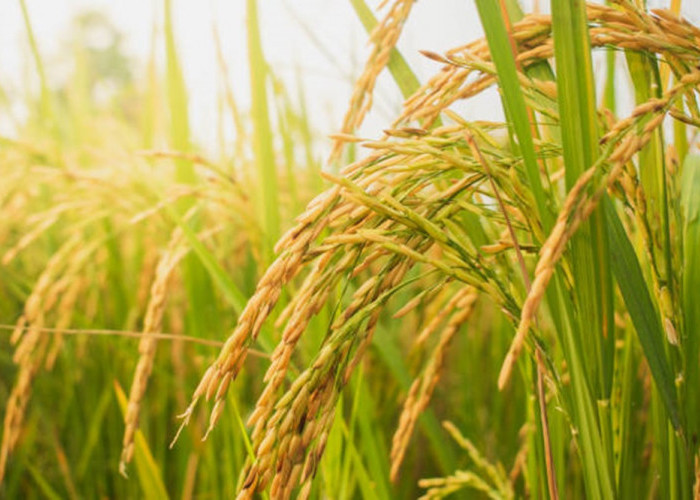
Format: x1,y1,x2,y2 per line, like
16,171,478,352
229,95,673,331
551,0,614,399
272,78,300,210
526,363,546,499
603,0,616,115
18,0,53,129
247,0,280,260
474,0,552,233
551,2,617,496
681,154,700,476
114,383,170,499
164,0,194,184
615,328,640,497
625,49,686,485
372,328,457,475
296,72,323,195
475,2,617,498
164,0,223,343
605,200,681,432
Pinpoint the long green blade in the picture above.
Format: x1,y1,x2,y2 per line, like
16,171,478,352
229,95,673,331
605,200,680,431
474,0,552,233
164,0,194,184
114,382,170,500
551,2,617,496
552,0,615,396
681,155,700,440
247,0,280,259
18,0,53,127
161,204,247,315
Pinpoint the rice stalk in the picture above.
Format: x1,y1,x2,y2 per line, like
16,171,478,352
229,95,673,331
171,4,700,497
1,236,85,482
418,421,514,500
330,0,416,162
389,287,478,481
499,68,700,390
119,226,190,476
3,0,700,497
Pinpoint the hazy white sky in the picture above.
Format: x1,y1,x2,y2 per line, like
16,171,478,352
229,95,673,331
0,0,696,155
0,0,485,151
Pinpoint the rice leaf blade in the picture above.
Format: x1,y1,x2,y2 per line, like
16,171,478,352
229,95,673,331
605,200,681,431
18,0,53,128
162,205,247,315
247,0,280,259
551,1,617,496
681,154,700,441
164,0,194,184
24,462,63,500
551,0,615,398
114,382,170,500
474,0,552,232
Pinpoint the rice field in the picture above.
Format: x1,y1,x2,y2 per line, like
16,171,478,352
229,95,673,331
2,0,700,498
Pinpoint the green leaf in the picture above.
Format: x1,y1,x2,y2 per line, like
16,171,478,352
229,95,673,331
76,386,113,478
605,200,681,431
681,154,700,440
474,0,553,234
114,382,170,500
25,462,63,500
162,204,247,315
552,0,615,397
247,0,280,259
19,0,53,128
372,330,457,475
164,0,194,184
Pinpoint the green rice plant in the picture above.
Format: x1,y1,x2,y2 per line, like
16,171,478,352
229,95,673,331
0,1,323,497
171,1,700,498
2,0,700,498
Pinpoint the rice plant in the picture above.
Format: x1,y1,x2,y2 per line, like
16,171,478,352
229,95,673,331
2,0,700,498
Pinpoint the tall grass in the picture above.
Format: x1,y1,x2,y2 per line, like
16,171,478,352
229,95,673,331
2,0,700,499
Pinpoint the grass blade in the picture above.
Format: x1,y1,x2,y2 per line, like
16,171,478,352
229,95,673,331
681,154,700,441
24,462,63,500
114,381,170,500
161,204,247,315
164,0,194,184
474,0,552,232
550,2,619,496
247,0,280,259
552,0,615,397
605,200,681,431
18,0,53,128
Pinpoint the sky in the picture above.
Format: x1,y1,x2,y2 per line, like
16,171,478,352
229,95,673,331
0,0,696,157
0,0,484,154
